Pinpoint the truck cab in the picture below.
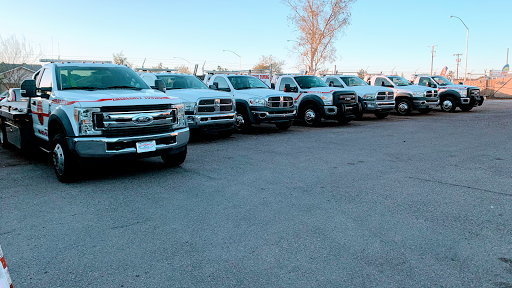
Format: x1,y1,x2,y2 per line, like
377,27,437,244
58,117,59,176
366,75,439,115
322,75,394,119
138,71,236,137
0,60,189,182
204,73,296,132
410,75,484,112
273,75,358,126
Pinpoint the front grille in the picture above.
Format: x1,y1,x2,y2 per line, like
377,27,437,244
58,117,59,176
102,125,172,138
197,98,234,114
376,91,394,101
267,96,294,108
334,91,357,104
425,90,438,98
469,89,480,97
101,104,173,113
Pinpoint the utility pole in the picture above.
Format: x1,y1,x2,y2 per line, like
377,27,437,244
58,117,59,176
429,45,437,76
453,53,462,79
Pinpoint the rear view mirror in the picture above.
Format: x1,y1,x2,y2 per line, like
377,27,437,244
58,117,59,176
284,84,291,92
458,82,463,85
329,81,334,87
209,84,217,90
271,83,275,89
21,79,36,98
155,79,166,93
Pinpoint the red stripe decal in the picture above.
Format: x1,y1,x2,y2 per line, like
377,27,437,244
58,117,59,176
0,256,6,269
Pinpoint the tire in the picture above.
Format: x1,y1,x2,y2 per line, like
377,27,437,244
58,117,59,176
218,127,235,137
161,146,187,167
275,120,293,130
460,105,473,112
440,97,457,112
52,134,80,183
353,102,363,120
0,117,10,148
418,108,432,114
234,111,252,132
301,104,322,126
395,99,413,116
374,112,389,119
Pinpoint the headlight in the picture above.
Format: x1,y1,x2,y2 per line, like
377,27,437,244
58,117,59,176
459,89,468,97
74,108,101,136
321,94,333,105
174,104,187,128
413,91,425,97
363,93,376,100
249,98,266,106
183,102,197,112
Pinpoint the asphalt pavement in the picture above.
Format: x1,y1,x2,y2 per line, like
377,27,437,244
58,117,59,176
1,100,511,287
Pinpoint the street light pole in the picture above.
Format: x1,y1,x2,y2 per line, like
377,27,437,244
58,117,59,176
450,16,469,82
223,50,241,71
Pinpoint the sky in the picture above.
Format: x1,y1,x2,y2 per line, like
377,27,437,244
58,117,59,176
1,0,510,78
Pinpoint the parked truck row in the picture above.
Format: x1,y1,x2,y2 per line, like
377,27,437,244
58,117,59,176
0,60,485,182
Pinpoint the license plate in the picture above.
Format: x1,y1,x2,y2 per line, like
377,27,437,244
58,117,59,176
136,140,156,153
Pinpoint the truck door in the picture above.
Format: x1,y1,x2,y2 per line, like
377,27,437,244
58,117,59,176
278,77,300,103
325,77,345,88
30,68,52,141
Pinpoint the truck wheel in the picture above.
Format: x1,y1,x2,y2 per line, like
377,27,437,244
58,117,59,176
440,97,456,112
353,103,363,120
234,111,252,132
275,120,293,130
0,118,10,148
396,99,412,116
374,112,389,119
460,105,473,112
301,105,321,126
161,146,187,167
218,127,235,138
418,108,432,114
52,134,79,183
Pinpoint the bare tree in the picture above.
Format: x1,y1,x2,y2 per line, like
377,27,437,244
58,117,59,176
112,51,133,68
0,34,45,89
252,55,286,73
283,0,356,75
175,65,191,74
152,62,167,69
356,68,366,79
215,66,229,72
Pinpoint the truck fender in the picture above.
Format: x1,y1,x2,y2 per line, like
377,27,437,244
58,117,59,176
395,92,413,98
235,100,256,123
439,90,460,100
48,109,75,144
298,94,324,111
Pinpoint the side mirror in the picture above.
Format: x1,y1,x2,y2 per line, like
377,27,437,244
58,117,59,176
431,83,437,88
380,82,386,87
271,83,275,89
21,79,36,98
329,81,334,87
209,84,217,90
458,82,463,85
284,83,291,92
213,82,219,89
155,79,166,93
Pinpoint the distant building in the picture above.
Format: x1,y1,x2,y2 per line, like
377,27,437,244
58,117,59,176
0,63,41,92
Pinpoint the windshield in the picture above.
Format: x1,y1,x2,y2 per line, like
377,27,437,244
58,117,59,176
294,76,328,89
157,75,207,90
431,76,454,86
227,76,269,90
341,76,368,87
56,66,149,90
388,76,411,86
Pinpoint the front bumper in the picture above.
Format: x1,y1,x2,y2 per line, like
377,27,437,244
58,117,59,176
250,106,296,123
413,98,439,109
323,104,356,119
186,112,236,130
363,101,395,112
72,127,190,157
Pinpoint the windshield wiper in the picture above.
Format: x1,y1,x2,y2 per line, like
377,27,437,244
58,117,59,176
62,86,103,90
236,87,253,90
106,86,143,90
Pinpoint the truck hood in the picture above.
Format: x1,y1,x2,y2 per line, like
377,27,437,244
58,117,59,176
235,89,288,98
54,89,181,108
299,87,344,94
165,89,233,102
392,85,432,94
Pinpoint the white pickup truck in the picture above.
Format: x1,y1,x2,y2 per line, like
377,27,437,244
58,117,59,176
410,75,484,112
0,60,189,182
365,75,439,115
203,72,296,132
322,75,394,119
138,71,236,137
272,74,358,126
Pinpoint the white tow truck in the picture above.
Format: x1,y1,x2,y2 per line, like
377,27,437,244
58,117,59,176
322,75,394,119
365,75,439,116
0,60,189,182
410,74,484,112
272,74,358,126
137,69,236,137
203,71,296,132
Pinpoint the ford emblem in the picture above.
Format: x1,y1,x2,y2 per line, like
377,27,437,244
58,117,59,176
132,114,154,125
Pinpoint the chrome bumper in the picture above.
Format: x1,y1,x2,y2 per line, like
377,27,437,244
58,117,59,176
186,112,236,129
72,127,190,157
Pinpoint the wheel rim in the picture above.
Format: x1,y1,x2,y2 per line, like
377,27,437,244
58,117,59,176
442,100,453,111
235,113,245,130
53,144,65,175
304,109,316,124
397,101,409,114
